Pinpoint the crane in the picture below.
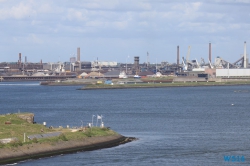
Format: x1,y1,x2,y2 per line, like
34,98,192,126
182,57,188,71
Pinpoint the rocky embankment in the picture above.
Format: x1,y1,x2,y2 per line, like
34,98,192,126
0,135,137,165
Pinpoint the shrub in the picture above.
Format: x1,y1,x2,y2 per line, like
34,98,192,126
32,138,38,143
58,134,68,141
101,127,110,131
0,141,5,148
85,130,92,137
9,140,22,147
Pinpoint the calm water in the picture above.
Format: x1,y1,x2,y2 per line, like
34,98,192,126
0,82,250,165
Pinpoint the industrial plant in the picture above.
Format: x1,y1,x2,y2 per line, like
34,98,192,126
0,42,249,82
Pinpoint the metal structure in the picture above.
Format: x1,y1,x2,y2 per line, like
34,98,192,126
177,46,179,68
244,41,248,68
186,46,191,65
209,42,211,63
134,56,140,74
77,47,80,62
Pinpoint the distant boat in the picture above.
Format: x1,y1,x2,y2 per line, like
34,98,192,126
119,71,128,78
133,75,141,79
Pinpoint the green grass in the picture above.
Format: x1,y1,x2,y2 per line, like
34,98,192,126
0,113,118,148
37,127,118,144
0,113,49,140
82,81,250,89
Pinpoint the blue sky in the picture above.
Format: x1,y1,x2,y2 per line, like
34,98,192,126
0,0,250,64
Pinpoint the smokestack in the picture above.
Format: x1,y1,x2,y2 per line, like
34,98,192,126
19,53,21,64
40,59,42,64
147,52,149,67
77,47,80,61
25,56,27,63
209,43,211,63
244,41,247,68
177,45,179,67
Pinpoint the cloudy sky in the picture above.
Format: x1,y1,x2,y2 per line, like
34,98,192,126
0,0,250,64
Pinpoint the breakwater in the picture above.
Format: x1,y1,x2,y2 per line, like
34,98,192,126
0,135,136,165
79,81,250,90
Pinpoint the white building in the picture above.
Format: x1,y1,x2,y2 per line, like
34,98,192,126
216,69,250,77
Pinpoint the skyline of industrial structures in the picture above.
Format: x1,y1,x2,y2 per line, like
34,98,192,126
1,41,248,68
0,40,249,82
0,41,248,75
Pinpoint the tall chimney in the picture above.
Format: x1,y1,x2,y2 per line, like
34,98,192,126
25,56,27,63
147,52,149,68
77,47,80,61
177,45,179,67
19,53,21,63
209,43,211,62
244,41,247,68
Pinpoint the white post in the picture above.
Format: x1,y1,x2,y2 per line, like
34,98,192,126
81,120,83,128
126,55,129,74
96,115,98,127
24,133,26,143
126,57,127,74
101,122,104,128
92,115,95,127
244,41,247,68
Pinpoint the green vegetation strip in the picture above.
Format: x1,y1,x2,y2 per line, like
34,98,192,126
0,113,118,149
80,81,250,90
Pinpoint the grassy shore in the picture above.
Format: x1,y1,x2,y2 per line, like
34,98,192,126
0,113,118,149
80,81,250,90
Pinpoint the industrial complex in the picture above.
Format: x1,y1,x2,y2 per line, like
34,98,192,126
0,42,249,82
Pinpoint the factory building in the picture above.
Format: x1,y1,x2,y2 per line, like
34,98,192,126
216,69,250,77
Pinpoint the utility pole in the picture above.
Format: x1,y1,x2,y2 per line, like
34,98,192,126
147,52,149,69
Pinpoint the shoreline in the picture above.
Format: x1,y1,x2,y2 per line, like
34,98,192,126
79,82,250,90
0,135,136,165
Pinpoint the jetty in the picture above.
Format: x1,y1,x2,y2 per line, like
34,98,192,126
0,113,136,165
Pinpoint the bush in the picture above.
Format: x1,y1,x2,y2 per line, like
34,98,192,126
32,138,38,143
85,130,92,137
58,134,68,141
101,127,110,131
0,141,5,148
9,140,23,147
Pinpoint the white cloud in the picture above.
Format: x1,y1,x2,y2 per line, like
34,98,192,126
66,8,88,21
81,0,120,10
0,2,36,20
27,34,43,44
137,2,152,10
85,20,105,27
38,3,53,13
229,24,241,29
215,0,250,3
236,0,250,3
0,0,250,63
113,21,128,30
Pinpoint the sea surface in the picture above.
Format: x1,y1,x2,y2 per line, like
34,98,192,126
0,82,250,166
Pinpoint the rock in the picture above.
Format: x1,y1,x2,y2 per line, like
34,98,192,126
17,113,34,123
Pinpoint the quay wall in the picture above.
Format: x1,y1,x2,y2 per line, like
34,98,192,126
0,135,130,165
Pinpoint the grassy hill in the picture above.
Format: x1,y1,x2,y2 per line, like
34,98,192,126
0,113,117,148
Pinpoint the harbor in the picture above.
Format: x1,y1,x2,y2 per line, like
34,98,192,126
1,82,250,165
1,42,250,84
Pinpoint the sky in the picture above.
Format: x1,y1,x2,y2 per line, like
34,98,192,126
0,0,250,64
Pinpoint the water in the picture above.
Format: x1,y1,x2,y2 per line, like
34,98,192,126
1,82,250,165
